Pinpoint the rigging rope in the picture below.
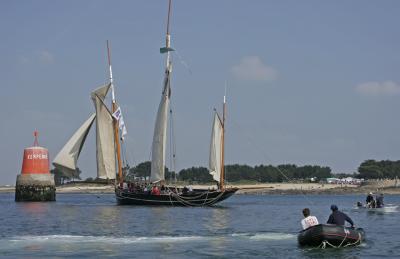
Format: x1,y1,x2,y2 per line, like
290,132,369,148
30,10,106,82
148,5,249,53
168,107,178,183
162,185,225,207
120,139,127,168
171,109,177,183
169,190,225,207
175,50,192,75
169,108,173,180
317,229,362,249
124,136,136,170
316,231,362,249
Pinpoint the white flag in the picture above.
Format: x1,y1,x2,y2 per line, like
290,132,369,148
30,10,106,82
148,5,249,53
119,115,127,140
112,106,127,140
112,107,122,121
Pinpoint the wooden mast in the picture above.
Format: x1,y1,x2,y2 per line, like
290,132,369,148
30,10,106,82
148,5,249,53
107,40,124,184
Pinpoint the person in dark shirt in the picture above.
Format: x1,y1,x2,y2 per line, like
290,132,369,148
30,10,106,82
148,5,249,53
366,192,375,208
327,204,354,227
376,193,384,208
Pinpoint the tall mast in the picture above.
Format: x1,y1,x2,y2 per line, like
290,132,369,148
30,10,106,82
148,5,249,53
161,0,174,67
220,89,226,190
107,40,123,184
166,0,172,67
151,0,174,183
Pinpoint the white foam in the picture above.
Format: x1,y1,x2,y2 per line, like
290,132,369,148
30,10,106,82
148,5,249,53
7,232,296,245
232,232,296,241
382,206,398,212
8,235,208,244
249,233,296,241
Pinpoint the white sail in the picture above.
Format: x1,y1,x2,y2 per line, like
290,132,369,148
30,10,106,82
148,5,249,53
150,66,171,183
52,113,96,178
91,83,116,180
209,112,223,182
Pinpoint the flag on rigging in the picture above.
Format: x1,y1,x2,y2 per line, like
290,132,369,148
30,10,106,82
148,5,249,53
119,115,127,140
112,107,122,121
112,106,127,140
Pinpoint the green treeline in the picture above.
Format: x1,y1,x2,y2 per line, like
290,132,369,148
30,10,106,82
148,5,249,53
358,159,400,179
225,164,332,182
127,161,332,183
53,159,400,184
127,159,400,183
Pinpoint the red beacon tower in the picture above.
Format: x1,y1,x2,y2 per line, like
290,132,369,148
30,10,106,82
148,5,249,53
15,131,56,201
21,131,50,175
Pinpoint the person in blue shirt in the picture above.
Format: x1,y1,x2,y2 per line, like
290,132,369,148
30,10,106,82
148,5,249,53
376,193,384,208
327,204,354,227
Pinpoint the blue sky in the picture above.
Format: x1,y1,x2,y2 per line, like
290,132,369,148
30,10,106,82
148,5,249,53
1,0,400,184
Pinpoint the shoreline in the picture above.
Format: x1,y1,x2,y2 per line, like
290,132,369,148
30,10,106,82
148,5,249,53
1,182,400,195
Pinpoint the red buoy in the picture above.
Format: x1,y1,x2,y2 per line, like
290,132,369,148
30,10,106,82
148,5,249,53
21,131,49,174
21,147,49,174
15,131,55,202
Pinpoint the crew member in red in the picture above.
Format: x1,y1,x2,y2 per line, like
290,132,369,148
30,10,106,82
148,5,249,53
151,185,161,195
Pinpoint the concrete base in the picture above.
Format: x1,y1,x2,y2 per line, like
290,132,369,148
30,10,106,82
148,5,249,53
15,174,56,202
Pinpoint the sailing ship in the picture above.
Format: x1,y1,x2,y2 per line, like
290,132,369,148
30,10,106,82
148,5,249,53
53,41,125,184
115,0,238,206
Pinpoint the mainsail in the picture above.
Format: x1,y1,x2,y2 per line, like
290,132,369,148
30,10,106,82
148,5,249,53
91,83,116,180
150,0,174,183
52,113,96,178
209,112,223,182
150,67,171,183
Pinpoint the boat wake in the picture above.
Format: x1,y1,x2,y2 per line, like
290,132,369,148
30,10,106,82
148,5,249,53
5,232,296,245
231,232,296,241
7,235,207,244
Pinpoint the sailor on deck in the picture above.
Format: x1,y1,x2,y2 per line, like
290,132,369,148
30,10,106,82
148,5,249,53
301,208,319,230
327,204,354,227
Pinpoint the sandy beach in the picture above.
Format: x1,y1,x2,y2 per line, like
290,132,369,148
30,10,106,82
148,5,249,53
1,181,399,195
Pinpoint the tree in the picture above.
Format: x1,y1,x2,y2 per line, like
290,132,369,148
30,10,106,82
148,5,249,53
129,161,151,180
165,170,177,182
178,167,213,183
357,159,400,179
127,161,171,182
126,161,335,183
226,164,256,182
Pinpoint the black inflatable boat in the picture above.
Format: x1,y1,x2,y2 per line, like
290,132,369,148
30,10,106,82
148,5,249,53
298,224,365,248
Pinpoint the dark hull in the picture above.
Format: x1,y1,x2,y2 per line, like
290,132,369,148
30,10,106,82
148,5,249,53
115,188,238,206
298,224,365,248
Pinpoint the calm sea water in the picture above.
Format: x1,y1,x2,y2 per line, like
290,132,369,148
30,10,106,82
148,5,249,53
0,192,399,258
